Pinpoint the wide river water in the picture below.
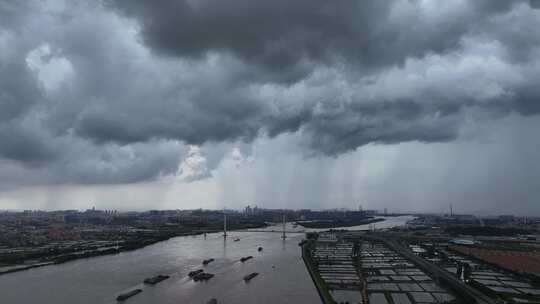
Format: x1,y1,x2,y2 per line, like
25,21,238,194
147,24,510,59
0,215,414,304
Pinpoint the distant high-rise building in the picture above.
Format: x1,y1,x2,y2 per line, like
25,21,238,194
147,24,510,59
244,205,252,216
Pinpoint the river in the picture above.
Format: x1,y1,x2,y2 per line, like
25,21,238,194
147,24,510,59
0,215,413,304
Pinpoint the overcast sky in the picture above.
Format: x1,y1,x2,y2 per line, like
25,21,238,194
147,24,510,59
1,0,540,215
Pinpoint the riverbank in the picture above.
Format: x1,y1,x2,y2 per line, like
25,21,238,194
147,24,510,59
0,233,184,276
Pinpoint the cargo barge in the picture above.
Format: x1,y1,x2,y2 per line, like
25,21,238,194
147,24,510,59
240,256,253,262
188,269,204,277
193,272,215,281
116,289,142,301
243,272,259,282
143,274,170,285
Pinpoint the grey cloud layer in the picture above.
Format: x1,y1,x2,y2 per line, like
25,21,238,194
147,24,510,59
1,0,540,187
0,1,185,186
108,0,515,78
97,0,540,152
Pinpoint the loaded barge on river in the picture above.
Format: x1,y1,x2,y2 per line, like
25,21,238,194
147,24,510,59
240,256,253,262
188,269,204,277
193,272,215,281
243,272,259,282
143,274,169,285
116,289,142,301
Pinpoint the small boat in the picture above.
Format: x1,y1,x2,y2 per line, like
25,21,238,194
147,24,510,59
234,238,240,242
243,272,259,282
193,272,215,281
203,258,215,265
116,289,142,301
188,269,204,277
240,256,253,262
206,299,218,304
258,247,263,252
143,274,170,285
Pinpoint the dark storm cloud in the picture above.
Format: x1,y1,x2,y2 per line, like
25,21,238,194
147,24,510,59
48,139,185,185
109,0,520,80
71,81,264,145
101,0,540,153
1,0,540,187
0,1,187,185
0,25,43,124
0,2,30,28
0,122,55,164
0,60,41,122
299,100,458,155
